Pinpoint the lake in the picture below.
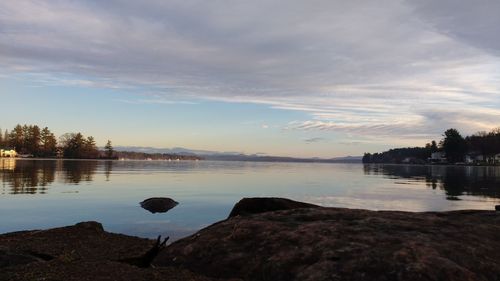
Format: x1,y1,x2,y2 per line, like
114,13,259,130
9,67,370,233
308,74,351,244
1,159,499,241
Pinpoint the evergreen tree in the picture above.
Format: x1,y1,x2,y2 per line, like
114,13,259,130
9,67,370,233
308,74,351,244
22,124,30,152
9,124,24,151
40,127,57,157
104,140,114,159
441,128,467,163
63,133,84,158
84,136,99,158
25,125,41,156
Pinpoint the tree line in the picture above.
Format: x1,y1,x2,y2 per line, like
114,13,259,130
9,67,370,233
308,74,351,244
0,124,115,159
363,128,500,164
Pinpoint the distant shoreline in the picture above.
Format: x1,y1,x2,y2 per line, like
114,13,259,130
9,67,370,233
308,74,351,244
1,156,363,164
363,162,500,167
4,157,500,166
0,157,199,161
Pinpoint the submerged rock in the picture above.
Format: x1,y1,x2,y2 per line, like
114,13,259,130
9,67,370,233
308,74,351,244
140,197,179,214
228,197,319,218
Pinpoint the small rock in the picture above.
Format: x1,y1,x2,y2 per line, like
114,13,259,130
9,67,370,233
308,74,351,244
140,197,178,213
496,205,500,211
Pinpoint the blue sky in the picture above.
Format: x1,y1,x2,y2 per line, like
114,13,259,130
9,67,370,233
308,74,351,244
1,0,499,157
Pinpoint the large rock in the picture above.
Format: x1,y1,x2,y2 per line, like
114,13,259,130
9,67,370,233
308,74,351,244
228,197,319,218
140,197,179,214
0,221,152,262
0,222,224,281
155,205,500,281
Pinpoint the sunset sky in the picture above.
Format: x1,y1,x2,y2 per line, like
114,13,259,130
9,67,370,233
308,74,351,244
1,0,499,157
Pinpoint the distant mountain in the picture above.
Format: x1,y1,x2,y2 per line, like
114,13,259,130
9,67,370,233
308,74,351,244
113,146,240,156
204,154,363,163
329,156,364,163
113,146,362,163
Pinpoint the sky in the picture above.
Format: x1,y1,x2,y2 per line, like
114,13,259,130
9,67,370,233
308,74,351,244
0,0,499,158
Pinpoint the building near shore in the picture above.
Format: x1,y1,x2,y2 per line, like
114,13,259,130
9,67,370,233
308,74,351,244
465,153,484,164
494,153,500,164
429,152,446,163
0,148,18,158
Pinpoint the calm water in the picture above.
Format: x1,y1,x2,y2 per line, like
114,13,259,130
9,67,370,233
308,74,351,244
1,159,499,240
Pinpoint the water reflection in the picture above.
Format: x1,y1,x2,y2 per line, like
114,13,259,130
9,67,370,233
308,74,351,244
1,160,500,239
62,161,99,184
0,159,104,194
364,164,500,199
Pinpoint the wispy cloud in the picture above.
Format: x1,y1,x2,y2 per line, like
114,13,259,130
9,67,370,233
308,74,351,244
304,137,327,143
0,0,499,142
117,98,197,105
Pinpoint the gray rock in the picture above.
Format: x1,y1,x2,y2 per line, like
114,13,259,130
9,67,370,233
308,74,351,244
140,197,178,213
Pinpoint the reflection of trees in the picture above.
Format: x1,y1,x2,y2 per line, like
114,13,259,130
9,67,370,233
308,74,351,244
1,160,56,194
0,160,105,194
62,161,99,184
104,160,113,181
363,164,500,199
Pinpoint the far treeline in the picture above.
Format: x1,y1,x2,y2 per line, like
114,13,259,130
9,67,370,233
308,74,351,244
0,124,116,159
363,128,500,164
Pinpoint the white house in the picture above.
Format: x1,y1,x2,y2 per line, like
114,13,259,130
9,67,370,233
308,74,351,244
0,148,17,158
465,152,486,164
495,153,500,164
430,152,446,163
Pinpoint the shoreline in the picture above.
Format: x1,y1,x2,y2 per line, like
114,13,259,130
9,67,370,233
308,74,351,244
4,157,500,167
364,162,500,167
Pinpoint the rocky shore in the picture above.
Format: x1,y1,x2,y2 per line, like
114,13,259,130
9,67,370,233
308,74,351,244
1,198,499,281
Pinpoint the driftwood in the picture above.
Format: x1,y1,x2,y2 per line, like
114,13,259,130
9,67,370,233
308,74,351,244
119,235,169,268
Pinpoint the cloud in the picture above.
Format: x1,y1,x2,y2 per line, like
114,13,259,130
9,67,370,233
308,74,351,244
117,98,197,105
304,137,327,143
0,0,499,141
410,0,500,56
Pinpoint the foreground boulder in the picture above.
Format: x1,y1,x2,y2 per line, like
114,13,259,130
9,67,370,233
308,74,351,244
0,221,150,262
0,222,222,281
140,197,179,213
155,206,500,281
228,197,319,218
